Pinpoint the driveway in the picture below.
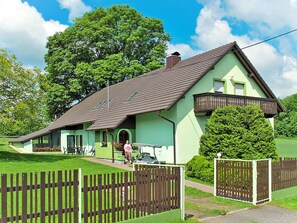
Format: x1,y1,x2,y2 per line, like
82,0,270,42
201,205,297,223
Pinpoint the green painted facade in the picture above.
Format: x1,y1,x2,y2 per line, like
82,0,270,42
60,123,95,153
135,53,269,164
95,128,136,160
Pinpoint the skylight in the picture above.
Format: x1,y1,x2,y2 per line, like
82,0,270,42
126,92,138,101
93,99,111,110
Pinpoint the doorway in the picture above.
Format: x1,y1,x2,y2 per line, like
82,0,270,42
67,135,75,148
118,130,130,145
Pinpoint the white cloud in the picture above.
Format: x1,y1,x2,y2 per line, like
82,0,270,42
57,0,91,22
0,0,68,68
224,0,297,31
179,0,297,97
167,43,201,59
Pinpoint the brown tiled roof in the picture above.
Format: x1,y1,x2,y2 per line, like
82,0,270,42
10,127,51,143
53,42,237,131
12,41,283,142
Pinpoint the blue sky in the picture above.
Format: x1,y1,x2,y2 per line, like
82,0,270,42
1,0,297,97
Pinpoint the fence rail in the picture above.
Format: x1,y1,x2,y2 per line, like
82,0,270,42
0,166,181,223
272,158,297,191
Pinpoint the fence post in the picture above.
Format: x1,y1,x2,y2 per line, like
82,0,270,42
252,160,257,205
268,159,272,202
180,166,185,221
78,168,82,223
214,158,217,196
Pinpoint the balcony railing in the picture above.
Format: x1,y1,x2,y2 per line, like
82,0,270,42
194,93,278,117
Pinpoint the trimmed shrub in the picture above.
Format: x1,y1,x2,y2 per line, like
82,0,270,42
186,155,214,183
200,104,278,161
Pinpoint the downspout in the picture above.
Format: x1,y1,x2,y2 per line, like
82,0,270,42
106,129,115,163
157,111,176,164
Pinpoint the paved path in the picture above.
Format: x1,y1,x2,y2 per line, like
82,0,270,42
83,157,214,194
201,205,297,223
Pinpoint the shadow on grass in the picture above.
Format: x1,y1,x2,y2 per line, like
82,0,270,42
0,151,77,163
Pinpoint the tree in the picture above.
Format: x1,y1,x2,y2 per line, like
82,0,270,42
200,104,278,160
275,94,297,138
0,49,48,136
45,5,170,119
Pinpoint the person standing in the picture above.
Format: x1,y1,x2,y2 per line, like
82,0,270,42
124,140,132,164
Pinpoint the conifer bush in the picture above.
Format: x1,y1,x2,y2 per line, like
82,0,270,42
200,104,278,160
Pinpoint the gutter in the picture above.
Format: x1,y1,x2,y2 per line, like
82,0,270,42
157,111,176,164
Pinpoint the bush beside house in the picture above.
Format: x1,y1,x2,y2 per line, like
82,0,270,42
186,104,278,183
186,155,214,183
200,104,277,161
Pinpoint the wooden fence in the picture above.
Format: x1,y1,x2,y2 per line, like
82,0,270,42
215,159,270,204
272,158,297,191
215,159,253,203
0,165,181,223
215,158,297,204
82,165,180,223
0,170,80,223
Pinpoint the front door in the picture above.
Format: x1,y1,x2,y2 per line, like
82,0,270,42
119,130,129,145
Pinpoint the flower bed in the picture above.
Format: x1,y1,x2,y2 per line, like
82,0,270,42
33,146,61,152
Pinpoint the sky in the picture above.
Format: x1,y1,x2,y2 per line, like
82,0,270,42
0,0,297,98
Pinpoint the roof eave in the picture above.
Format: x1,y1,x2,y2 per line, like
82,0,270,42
231,45,285,113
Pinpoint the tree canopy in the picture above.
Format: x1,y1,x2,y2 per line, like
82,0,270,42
0,49,48,136
200,105,278,160
45,5,170,119
275,93,297,137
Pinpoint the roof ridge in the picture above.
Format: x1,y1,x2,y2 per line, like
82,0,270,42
179,41,236,64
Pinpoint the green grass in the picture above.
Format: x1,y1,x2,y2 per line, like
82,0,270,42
271,195,297,211
276,138,297,158
184,186,252,221
0,138,123,175
185,186,212,197
185,176,213,186
209,197,253,209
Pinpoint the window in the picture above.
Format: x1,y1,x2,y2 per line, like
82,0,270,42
235,83,244,96
214,80,225,93
102,131,107,142
75,135,83,147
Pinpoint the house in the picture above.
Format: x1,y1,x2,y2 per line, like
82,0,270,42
11,42,284,164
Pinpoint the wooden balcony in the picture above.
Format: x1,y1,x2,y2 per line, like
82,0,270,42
194,93,278,117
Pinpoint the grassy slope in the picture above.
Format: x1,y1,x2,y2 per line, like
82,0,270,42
0,138,123,175
276,138,297,158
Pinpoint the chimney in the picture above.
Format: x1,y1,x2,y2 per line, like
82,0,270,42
166,52,181,69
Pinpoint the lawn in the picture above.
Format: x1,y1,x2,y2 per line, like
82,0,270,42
272,196,297,211
0,138,123,175
276,138,297,158
183,187,252,222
